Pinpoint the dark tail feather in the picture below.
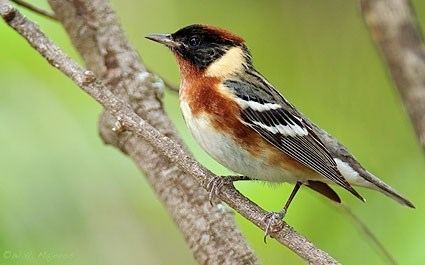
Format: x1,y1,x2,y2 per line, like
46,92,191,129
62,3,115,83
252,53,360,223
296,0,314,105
380,187,415,208
367,175,415,208
307,180,341,203
353,170,415,208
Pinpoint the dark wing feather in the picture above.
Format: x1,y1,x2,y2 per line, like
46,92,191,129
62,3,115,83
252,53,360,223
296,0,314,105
224,76,364,201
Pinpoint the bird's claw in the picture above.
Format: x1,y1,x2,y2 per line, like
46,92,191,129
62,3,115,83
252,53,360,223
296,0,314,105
206,176,232,206
263,210,286,243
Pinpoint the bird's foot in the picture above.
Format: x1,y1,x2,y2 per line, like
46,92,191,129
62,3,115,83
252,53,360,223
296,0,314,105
263,210,286,243
206,175,250,206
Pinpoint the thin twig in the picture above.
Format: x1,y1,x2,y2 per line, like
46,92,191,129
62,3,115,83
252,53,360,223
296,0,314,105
48,0,257,264
338,204,397,265
0,2,338,264
11,0,56,20
9,1,179,94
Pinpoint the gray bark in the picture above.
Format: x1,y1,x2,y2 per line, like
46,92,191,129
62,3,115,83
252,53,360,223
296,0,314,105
361,0,425,151
1,0,341,264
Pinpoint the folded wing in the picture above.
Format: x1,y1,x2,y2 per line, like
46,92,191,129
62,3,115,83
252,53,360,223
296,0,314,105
224,77,364,201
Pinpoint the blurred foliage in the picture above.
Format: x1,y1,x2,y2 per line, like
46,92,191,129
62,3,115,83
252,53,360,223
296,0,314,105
0,0,424,264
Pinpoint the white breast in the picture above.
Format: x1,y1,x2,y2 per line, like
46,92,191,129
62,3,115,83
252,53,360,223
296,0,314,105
179,100,299,183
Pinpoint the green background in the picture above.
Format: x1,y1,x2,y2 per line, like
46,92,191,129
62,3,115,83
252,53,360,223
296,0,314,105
1,0,424,264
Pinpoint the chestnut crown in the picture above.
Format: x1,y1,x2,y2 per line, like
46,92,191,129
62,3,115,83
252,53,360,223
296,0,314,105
147,24,250,71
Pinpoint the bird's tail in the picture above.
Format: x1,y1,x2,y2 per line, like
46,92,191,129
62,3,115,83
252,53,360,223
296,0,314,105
363,171,415,208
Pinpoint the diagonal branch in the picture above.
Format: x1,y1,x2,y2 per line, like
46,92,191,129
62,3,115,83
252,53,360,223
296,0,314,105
338,204,396,265
11,0,56,20
45,0,258,264
0,1,339,264
5,0,258,264
12,0,179,93
361,0,425,152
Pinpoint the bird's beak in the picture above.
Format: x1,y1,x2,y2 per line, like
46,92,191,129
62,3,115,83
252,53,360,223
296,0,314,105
145,33,178,48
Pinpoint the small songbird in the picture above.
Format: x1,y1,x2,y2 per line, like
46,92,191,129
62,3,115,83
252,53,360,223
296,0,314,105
146,24,414,231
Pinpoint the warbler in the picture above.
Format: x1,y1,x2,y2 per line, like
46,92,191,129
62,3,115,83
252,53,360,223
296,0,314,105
146,24,414,228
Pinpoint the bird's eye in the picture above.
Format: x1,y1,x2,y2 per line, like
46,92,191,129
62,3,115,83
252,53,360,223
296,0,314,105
188,36,200,47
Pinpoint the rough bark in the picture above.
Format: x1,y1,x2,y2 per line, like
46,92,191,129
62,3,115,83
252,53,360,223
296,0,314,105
46,0,258,264
1,0,341,264
361,0,425,151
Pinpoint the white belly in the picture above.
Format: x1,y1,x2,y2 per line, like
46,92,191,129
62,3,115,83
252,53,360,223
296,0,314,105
180,101,298,183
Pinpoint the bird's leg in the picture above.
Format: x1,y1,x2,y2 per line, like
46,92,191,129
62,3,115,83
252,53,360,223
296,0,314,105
207,175,251,205
263,181,302,243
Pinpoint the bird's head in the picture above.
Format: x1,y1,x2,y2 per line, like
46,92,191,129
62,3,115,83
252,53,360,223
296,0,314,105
146,24,252,79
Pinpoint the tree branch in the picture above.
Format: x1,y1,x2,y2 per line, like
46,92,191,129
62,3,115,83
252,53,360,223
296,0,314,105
146,67,180,92
361,0,425,152
10,0,178,94
40,0,258,263
1,1,339,264
10,0,56,20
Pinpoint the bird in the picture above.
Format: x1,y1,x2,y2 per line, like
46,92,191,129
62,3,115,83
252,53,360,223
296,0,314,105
146,24,414,234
